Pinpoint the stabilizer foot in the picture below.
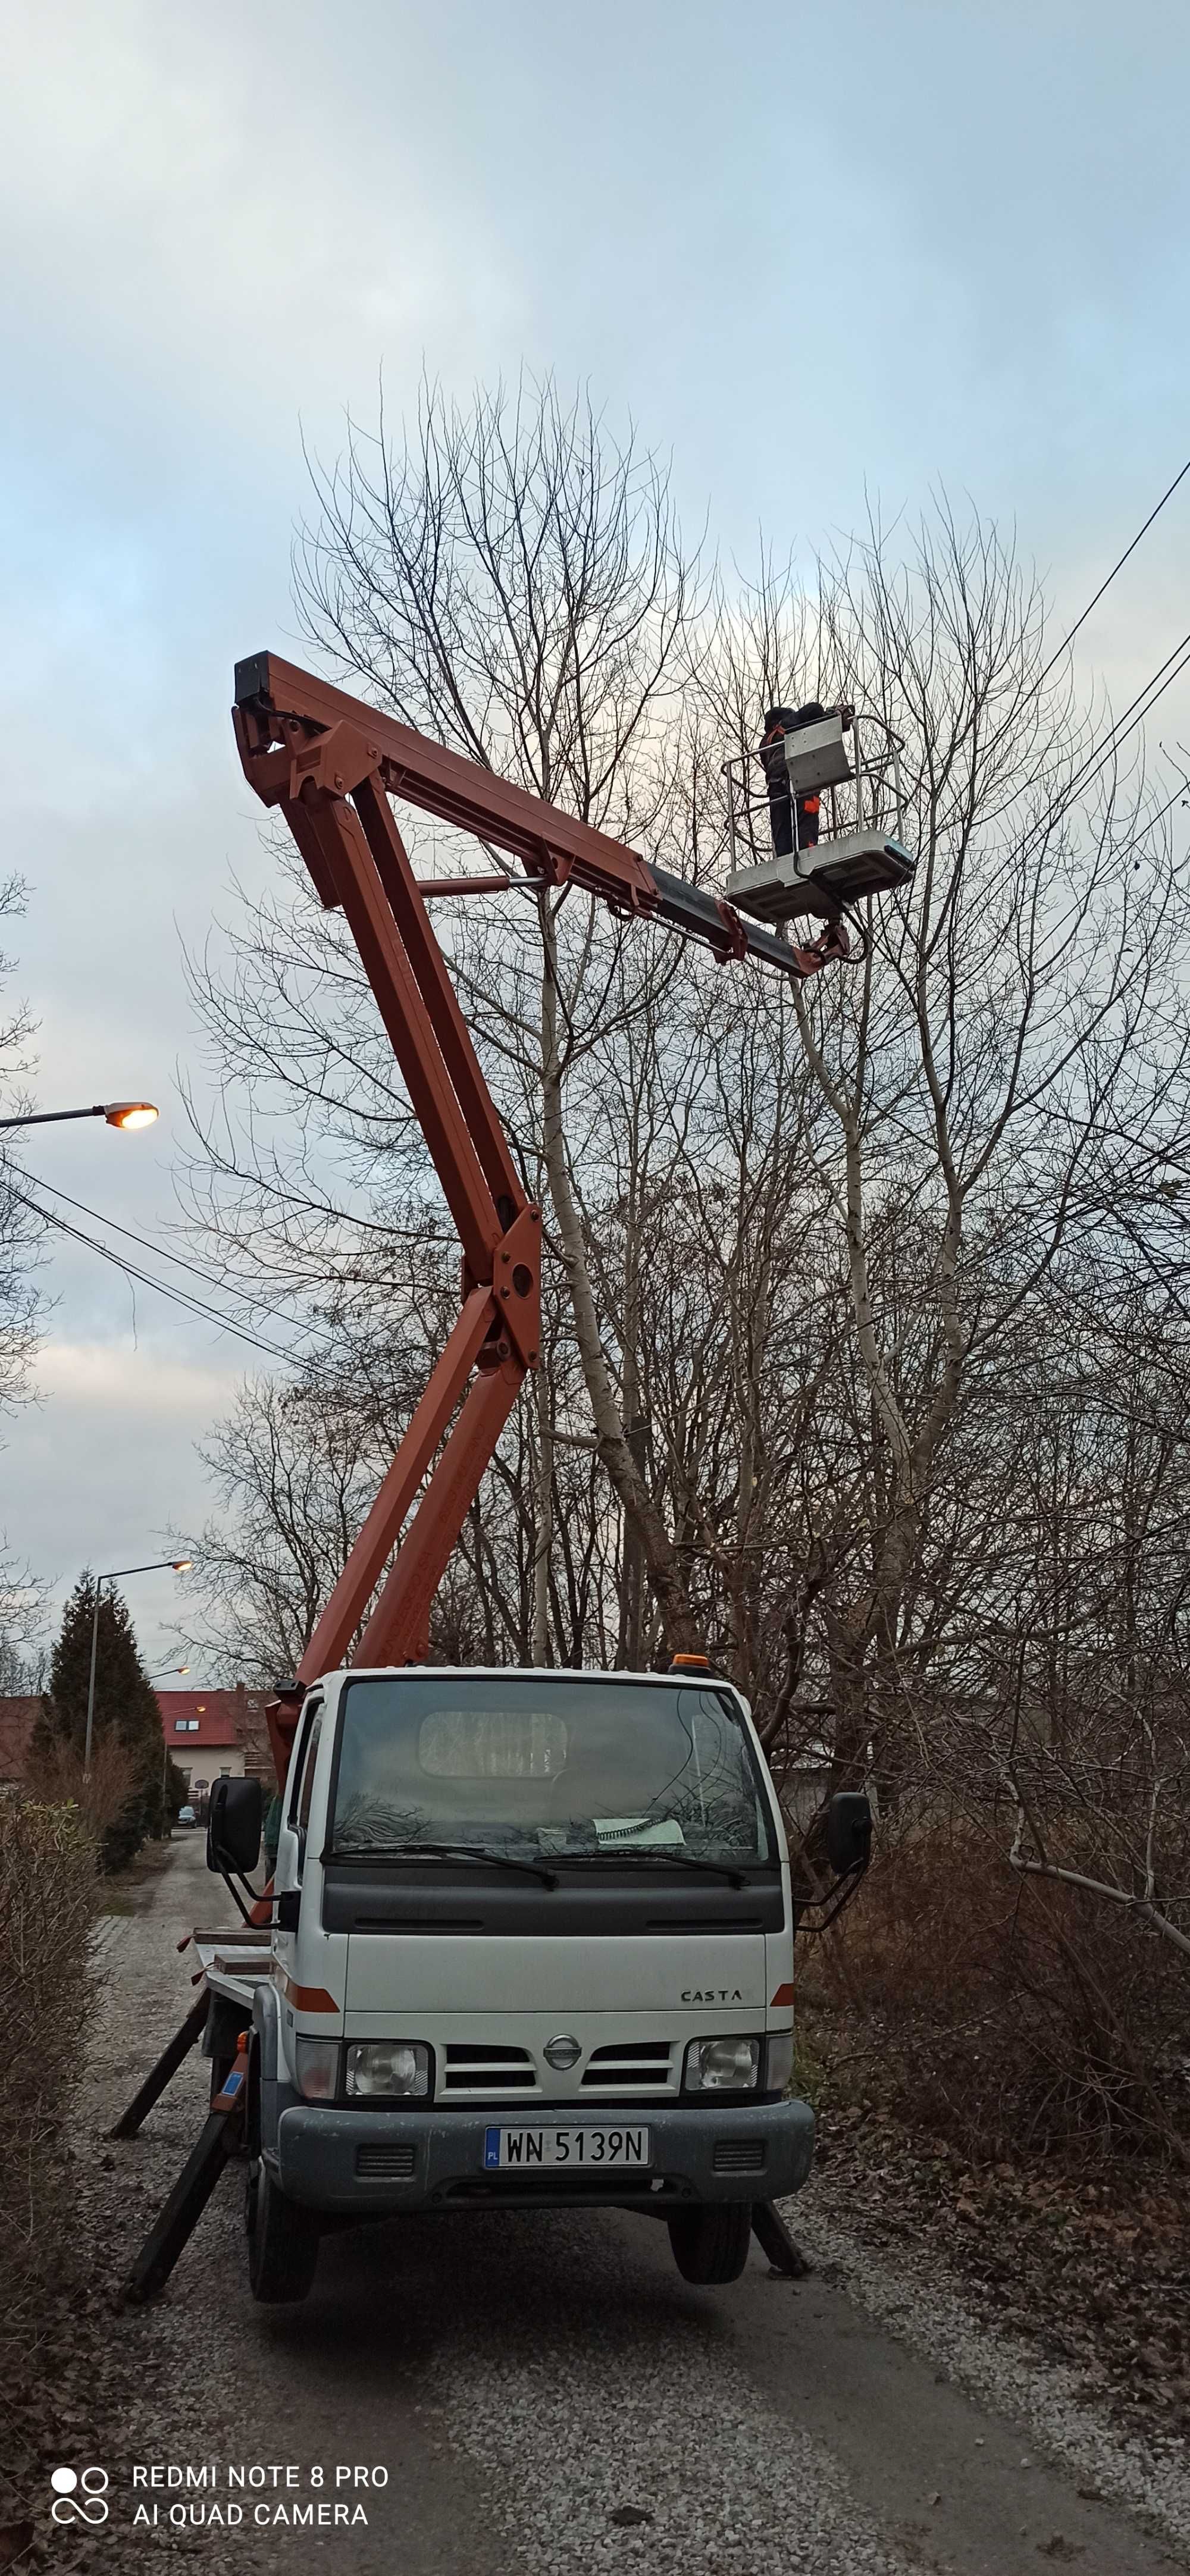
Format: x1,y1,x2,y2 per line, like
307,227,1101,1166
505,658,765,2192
119,2042,249,2305
751,2199,812,2277
109,1992,210,2139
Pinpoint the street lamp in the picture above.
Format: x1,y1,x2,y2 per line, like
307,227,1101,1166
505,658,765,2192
0,1100,158,1132
83,1559,193,1773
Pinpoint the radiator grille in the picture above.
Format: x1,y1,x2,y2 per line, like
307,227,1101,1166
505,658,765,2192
355,2142,416,2177
712,2138,766,2174
444,2044,537,2094
581,2041,675,2092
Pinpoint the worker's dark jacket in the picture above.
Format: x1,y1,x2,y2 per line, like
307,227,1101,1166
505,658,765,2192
760,703,825,857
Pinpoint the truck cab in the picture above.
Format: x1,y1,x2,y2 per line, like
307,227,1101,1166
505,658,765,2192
229,1663,815,2301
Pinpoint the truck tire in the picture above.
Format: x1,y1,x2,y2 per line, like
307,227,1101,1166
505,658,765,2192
245,2160,320,2304
668,2202,753,2285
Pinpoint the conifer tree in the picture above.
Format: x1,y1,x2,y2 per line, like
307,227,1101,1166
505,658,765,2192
37,1576,166,1867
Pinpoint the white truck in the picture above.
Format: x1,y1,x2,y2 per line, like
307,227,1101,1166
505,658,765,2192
114,657,886,2309
202,1661,844,2305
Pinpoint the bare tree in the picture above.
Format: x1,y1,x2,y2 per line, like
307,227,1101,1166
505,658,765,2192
172,1375,392,1681
694,509,1190,1796
185,419,1190,1916
185,376,713,1658
174,403,1190,2163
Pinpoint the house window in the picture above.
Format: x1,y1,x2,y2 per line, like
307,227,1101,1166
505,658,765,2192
219,1766,231,1778
173,1718,199,1733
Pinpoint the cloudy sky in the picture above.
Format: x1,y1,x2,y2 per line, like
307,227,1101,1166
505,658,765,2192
2,0,1189,1675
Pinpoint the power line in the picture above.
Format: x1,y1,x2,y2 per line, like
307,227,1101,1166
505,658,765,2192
1038,452,1190,688
27,1170,421,1291
8,1179,340,1383
1004,455,1190,853
27,1174,317,1320
15,1166,446,1363
991,621,1190,864
966,453,1190,820
1110,773,1190,870
1062,625,1190,810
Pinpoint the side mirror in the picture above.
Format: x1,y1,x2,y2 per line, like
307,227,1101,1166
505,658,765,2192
207,1775,263,1876
823,1790,872,1879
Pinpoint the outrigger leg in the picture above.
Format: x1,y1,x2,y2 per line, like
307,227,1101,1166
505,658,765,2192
751,2199,812,2277
120,2033,250,2305
108,1991,211,2140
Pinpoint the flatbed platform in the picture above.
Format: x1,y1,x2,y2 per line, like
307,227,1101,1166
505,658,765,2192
192,1926,274,2008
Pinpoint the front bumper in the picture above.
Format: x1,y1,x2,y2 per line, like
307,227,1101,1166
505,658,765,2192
272,2095,816,2215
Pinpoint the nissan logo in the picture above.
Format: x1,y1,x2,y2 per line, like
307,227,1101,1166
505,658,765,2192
543,2033,581,2071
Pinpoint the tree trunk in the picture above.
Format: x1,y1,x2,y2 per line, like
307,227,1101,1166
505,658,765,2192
537,893,699,1657
531,1364,553,1666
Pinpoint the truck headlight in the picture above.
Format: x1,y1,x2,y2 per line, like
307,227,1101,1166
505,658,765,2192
295,2038,340,2102
345,2040,431,2099
683,2036,760,2092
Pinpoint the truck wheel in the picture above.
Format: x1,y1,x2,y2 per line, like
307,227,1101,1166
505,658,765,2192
246,2160,320,2304
668,2202,753,2285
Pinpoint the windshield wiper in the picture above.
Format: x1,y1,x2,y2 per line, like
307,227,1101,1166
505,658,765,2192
330,1839,558,1888
551,1850,750,1890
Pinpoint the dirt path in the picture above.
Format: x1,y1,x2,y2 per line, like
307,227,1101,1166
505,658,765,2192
68,1834,1190,2576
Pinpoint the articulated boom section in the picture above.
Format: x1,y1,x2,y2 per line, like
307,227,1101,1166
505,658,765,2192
233,653,853,1763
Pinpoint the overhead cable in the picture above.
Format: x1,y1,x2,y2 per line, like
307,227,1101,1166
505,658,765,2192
27,1174,319,1322
1037,452,1190,689
8,1180,340,1383
1061,628,1190,809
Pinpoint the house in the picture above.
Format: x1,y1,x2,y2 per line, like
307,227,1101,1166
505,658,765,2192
154,1683,274,1801
156,1688,247,1799
1,1684,274,1801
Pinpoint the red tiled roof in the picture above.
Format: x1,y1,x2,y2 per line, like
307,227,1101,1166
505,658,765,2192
156,1689,245,1749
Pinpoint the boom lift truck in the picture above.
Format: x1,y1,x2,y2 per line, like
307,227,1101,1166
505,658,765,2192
115,662,912,2307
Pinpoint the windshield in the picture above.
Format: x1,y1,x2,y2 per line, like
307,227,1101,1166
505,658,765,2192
329,1674,775,1868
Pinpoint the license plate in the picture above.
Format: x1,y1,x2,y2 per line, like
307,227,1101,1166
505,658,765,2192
483,2124,652,2171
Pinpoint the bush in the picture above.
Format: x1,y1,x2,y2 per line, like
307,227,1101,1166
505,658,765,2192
819,1814,1190,2170
26,1728,143,1869
0,1793,97,2319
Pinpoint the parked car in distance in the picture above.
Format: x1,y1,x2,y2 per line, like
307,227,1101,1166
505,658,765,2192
177,1804,197,1829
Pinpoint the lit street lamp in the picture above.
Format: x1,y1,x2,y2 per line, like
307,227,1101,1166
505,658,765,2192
84,1559,193,1773
0,1100,158,1132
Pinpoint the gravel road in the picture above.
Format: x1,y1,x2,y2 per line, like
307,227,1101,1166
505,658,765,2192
74,1833,1190,2576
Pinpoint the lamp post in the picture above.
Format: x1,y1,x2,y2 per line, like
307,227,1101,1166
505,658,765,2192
0,1101,159,1132
83,1560,193,1775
